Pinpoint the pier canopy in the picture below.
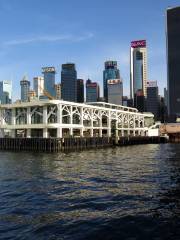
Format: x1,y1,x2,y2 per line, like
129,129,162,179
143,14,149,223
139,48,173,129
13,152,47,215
0,100,154,138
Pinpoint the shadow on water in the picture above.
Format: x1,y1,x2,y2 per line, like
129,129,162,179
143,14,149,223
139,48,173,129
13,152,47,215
0,144,180,239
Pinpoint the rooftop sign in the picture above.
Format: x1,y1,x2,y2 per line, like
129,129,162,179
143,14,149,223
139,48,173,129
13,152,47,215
86,82,98,88
42,67,56,73
147,81,157,88
107,79,122,85
131,40,146,48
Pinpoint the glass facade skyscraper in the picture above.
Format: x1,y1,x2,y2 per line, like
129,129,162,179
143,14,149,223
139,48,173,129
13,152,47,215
42,67,56,98
20,76,30,102
166,7,180,121
103,61,120,102
77,79,84,103
61,63,77,102
133,52,143,93
0,80,12,104
146,81,159,121
130,40,147,112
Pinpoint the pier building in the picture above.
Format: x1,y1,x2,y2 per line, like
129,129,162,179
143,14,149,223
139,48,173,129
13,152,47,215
0,100,153,138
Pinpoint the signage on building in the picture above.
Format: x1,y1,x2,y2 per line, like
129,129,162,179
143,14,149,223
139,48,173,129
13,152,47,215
131,40,146,48
105,61,117,67
86,83,97,88
147,81,157,87
42,67,56,73
107,79,121,85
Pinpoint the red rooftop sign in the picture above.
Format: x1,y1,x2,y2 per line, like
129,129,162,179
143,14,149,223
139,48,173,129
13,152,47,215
131,40,146,48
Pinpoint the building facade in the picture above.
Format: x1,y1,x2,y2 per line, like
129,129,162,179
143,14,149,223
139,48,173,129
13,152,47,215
55,83,61,100
28,90,36,101
103,61,120,102
130,40,147,111
146,81,159,121
20,76,30,102
61,63,77,102
77,79,84,103
107,79,123,105
86,79,99,102
0,80,12,104
33,76,44,98
166,7,180,121
42,67,56,98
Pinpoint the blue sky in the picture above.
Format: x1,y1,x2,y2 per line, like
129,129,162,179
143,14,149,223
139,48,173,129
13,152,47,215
0,0,179,100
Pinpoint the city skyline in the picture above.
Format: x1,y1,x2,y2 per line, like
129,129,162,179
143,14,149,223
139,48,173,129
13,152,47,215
0,0,179,100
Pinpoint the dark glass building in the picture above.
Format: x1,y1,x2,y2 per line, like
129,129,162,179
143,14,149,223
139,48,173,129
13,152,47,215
103,61,120,102
77,79,84,103
146,81,159,121
61,63,77,102
167,7,180,121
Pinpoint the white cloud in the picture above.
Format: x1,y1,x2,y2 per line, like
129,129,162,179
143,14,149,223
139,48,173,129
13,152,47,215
3,32,94,46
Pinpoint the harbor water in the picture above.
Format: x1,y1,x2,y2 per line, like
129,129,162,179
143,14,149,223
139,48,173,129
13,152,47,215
0,144,180,239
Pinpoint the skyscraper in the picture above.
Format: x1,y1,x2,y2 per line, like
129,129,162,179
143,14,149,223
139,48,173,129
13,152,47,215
86,79,99,102
103,61,120,102
61,63,77,102
130,40,147,111
146,81,159,121
77,79,84,103
107,79,123,105
166,7,180,121
28,90,36,101
20,76,30,102
42,67,56,98
33,76,44,98
55,83,61,100
0,80,12,104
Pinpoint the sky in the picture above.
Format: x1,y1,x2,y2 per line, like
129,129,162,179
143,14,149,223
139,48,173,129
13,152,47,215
0,0,179,100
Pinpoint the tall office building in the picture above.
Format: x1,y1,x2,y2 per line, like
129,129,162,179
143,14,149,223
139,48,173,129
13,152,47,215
20,76,30,102
55,83,61,100
77,79,84,103
103,61,120,102
33,76,44,98
61,63,77,102
86,79,99,102
0,80,12,104
107,79,123,105
146,81,159,121
166,7,180,121
28,90,36,101
130,40,147,111
42,67,56,98
164,88,168,108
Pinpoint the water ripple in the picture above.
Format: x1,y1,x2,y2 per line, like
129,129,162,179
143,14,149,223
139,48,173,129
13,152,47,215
0,144,180,239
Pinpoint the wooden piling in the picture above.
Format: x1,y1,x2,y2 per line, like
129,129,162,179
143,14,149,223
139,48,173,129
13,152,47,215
0,136,167,153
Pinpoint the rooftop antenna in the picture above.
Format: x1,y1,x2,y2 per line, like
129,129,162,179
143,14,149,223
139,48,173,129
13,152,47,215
10,73,13,83
23,72,28,81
